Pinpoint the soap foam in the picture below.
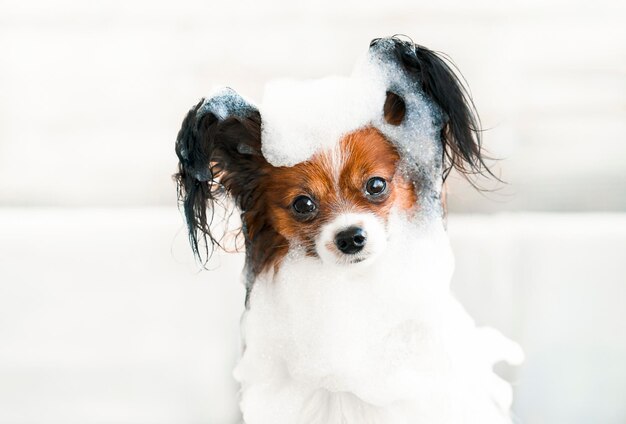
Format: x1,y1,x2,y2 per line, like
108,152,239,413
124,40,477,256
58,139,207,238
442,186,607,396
235,212,522,424
260,74,386,167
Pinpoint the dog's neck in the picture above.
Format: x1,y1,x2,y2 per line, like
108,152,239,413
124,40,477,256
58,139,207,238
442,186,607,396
241,212,454,397
235,211,518,424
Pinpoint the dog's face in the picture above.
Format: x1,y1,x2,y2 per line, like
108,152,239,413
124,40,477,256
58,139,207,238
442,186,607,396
174,37,486,285
263,127,415,267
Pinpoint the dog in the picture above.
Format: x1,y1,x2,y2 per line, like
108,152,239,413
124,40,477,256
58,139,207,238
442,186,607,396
175,36,523,424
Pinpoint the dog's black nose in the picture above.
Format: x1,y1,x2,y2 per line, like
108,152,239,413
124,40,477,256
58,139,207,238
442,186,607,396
334,227,367,254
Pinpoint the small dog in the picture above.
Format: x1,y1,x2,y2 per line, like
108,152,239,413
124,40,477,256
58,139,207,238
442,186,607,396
175,36,522,424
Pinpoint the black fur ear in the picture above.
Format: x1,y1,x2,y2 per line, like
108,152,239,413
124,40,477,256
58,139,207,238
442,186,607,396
174,89,264,264
393,39,490,181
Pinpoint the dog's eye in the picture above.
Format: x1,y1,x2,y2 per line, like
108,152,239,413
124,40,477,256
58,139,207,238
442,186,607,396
365,177,387,196
292,195,317,216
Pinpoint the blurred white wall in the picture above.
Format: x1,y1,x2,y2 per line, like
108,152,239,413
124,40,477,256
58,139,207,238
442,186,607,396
1,1,626,423
449,215,626,424
0,0,624,210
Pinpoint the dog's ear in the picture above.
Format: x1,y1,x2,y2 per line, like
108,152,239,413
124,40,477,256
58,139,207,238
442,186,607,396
174,88,265,263
395,41,488,181
383,91,407,126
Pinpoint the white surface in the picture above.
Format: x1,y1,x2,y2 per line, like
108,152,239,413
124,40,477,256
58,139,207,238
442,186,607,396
0,208,246,424
1,209,625,423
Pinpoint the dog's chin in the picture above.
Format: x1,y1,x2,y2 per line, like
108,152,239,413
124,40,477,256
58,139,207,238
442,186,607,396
318,249,383,268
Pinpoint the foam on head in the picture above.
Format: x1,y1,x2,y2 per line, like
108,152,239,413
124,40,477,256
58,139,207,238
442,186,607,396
260,38,446,210
260,75,386,167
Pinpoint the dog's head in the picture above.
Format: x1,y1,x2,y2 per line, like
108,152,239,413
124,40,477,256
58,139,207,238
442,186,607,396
174,37,487,282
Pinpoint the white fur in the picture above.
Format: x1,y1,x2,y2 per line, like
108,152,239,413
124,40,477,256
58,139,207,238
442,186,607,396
234,212,522,424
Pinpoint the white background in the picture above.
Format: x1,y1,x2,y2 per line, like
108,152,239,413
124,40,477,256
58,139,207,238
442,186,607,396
1,0,625,423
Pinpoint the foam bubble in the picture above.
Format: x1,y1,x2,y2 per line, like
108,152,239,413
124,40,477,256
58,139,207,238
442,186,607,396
197,86,257,120
260,74,386,167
